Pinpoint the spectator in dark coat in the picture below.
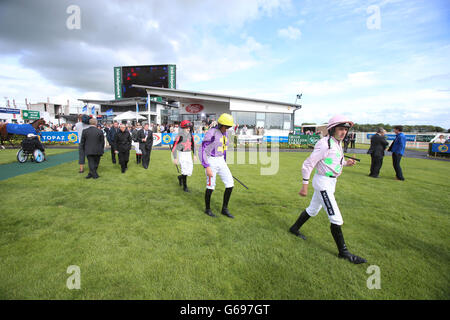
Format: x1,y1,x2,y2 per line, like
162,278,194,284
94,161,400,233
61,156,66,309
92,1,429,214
343,132,350,153
80,118,105,179
349,131,356,149
367,128,389,178
107,121,120,164
114,123,132,173
137,123,153,169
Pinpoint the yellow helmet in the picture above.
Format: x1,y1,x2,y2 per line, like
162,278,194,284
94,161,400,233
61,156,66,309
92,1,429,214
218,113,234,127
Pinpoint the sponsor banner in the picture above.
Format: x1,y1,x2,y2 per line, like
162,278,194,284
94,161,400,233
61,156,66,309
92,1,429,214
161,133,205,145
288,134,320,145
185,104,204,114
22,110,41,120
367,133,416,142
263,136,289,143
150,96,163,102
192,133,204,145
0,107,21,114
114,66,122,100
168,64,176,89
40,131,79,143
153,133,161,146
431,143,450,153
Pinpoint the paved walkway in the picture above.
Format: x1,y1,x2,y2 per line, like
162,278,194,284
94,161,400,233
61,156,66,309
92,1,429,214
0,150,78,181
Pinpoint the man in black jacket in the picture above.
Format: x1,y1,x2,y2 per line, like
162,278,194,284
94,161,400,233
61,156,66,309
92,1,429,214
80,118,105,179
107,121,120,164
349,131,356,149
114,123,132,173
343,132,350,153
131,123,143,164
367,128,389,178
137,123,153,169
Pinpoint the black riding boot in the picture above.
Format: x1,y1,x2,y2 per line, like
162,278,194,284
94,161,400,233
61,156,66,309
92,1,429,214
204,189,216,217
289,210,310,240
221,187,234,218
177,175,183,186
136,154,139,164
330,224,367,264
182,175,189,192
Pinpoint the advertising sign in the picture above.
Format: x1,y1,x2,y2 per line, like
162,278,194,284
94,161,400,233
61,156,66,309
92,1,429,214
0,107,20,114
288,134,320,145
40,131,79,143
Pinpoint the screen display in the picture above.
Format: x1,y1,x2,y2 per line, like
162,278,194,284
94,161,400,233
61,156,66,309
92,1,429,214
121,65,171,98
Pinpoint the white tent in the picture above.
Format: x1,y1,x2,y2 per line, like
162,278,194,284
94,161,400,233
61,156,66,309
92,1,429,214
113,111,146,121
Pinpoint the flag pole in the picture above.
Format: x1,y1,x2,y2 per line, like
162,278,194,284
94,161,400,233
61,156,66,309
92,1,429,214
147,92,151,126
136,100,138,123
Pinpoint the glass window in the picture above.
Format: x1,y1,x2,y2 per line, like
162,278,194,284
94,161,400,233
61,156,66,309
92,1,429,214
256,113,265,120
256,113,265,128
283,113,292,130
234,112,256,129
182,114,194,122
265,113,284,130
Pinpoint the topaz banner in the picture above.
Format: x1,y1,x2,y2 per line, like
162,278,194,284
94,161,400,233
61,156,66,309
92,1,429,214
40,131,79,143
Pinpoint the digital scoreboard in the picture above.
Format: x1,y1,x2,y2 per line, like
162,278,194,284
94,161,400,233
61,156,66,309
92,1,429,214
114,64,176,99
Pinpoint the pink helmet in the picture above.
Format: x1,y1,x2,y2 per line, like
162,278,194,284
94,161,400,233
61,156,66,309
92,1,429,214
327,115,354,130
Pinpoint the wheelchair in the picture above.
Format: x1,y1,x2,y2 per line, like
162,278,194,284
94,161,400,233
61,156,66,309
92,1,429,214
17,138,46,163
16,148,45,163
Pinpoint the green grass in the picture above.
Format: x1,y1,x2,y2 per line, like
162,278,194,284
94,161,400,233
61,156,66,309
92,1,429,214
0,150,449,299
0,147,75,165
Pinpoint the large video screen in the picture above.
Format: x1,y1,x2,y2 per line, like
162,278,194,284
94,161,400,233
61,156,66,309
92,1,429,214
115,65,176,99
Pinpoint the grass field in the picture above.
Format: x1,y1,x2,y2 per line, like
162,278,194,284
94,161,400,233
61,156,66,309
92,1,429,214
0,149,449,299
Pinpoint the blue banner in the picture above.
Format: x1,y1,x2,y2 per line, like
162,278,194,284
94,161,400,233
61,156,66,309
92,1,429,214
431,143,450,153
263,136,289,143
367,133,416,142
40,131,79,144
0,107,20,114
161,133,205,145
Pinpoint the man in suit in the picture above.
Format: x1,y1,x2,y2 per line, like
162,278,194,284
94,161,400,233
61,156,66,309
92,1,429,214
114,123,132,173
107,121,120,164
343,132,350,153
388,125,406,181
137,123,153,169
80,118,105,179
349,131,356,149
367,128,388,178
131,123,143,164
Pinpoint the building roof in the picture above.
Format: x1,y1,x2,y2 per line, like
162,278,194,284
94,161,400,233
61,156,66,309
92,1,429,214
77,97,179,109
132,85,302,109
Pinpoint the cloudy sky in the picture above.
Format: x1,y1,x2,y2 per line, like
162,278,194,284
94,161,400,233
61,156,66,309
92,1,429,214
0,0,449,128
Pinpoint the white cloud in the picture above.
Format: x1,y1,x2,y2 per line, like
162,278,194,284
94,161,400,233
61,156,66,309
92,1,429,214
176,36,266,83
278,26,302,40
